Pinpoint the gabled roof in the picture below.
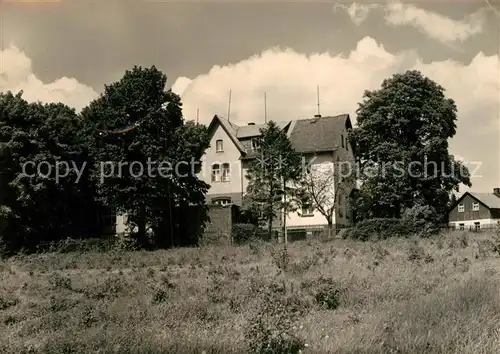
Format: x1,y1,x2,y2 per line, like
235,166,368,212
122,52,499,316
206,113,352,156
207,115,246,154
289,114,351,153
453,191,500,210
468,192,500,209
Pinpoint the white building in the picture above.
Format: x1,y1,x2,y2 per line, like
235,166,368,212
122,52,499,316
199,113,356,232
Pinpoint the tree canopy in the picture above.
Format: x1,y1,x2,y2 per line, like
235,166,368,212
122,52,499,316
81,65,210,247
349,70,471,221
0,65,211,253
0,91,104,252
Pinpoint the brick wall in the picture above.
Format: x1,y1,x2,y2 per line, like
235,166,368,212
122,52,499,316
203,204,240,245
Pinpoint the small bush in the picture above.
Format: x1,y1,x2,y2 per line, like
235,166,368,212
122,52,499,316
315,286,342,310
271,247,291,271
0,296,18,311
49,273,72,290
343,218,413,241
232,224,269,244
232,223,258,244
401,205,440,237
246,282,306,354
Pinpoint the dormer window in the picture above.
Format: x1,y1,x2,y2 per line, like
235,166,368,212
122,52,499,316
251,138,260,151
216,139,223,152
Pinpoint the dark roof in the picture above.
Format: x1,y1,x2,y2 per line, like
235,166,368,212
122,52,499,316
236,121,291,138
206,113,351,156
288,114,351,153
468,192,500,209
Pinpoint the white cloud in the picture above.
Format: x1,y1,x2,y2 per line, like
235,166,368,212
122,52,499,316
333,2,381,26
333,1,485,44
174,36,500,192
0,45,98,112
384,1,485,44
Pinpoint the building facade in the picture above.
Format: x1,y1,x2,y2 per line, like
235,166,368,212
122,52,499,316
448,189,500,230
198,114,356,232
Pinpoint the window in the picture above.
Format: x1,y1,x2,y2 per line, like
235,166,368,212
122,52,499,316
472,202,479,211
213,197,231,206
216,139,223,152
459,223,465,230
211,164,221,182
341,134,344,148
251,138,260,151
301,204,314,216
458,204,464,212
474,222,480,231
221,163,230,182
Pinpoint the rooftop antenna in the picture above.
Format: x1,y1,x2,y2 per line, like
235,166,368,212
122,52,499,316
316,85,321,117
196,108,199,124
227,89,232,122
264,92,267,123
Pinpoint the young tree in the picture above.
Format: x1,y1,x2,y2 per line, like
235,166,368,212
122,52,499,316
81,66,209,247
349,70,471,221
299,160,351,237
245,121,302,240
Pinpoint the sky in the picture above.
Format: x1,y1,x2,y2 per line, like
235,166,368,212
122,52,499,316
0,0,499,193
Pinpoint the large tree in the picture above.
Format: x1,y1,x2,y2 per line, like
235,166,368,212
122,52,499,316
349,70,471,221
0,91,103,252
81,66,210,247
245,121,302,240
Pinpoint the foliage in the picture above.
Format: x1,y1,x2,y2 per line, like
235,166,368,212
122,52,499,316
245,121,302,239
232,223,258,244
246,282,306,354
313,277,344,310
401,205,440,237
0,91,106,253
349,70,471,222
81,66,210,248
342,218,414,241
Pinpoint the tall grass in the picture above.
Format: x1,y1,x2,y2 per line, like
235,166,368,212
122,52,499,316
0,231,499,353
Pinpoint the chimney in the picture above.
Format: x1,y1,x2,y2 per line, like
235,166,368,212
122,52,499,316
494,188,500,197
314,114,321,118
248,122,255,125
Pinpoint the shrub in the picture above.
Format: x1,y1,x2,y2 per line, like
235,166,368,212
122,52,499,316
246,282,307,354
232,223,258,244
343,218,413,241
315,284,342,310
401,205,440,237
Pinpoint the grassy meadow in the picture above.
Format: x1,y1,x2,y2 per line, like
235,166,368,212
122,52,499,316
1,231,500,353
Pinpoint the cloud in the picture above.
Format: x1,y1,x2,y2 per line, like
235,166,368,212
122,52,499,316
384,1,485,44
333,1,485,44
0,45,98,112
171,76,192,97
333,2,380,26
173,36,499,193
